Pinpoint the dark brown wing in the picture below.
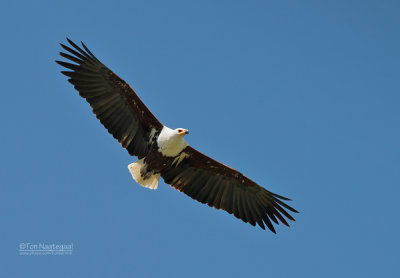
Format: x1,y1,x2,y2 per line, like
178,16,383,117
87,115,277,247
161,146,298,233
56,38,163,158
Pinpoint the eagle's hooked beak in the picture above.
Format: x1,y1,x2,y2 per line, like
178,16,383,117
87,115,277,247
179,129,189,135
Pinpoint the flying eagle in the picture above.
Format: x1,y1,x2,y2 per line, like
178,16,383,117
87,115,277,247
56,39,297,233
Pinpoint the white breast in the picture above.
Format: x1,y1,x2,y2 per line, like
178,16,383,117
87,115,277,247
157,126,188,157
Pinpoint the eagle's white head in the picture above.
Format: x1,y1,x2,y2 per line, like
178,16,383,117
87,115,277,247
157,126,189,157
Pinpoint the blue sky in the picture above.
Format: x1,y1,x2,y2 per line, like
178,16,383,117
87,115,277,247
1,0,399,277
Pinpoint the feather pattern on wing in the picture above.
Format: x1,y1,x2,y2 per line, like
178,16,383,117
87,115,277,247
161,146,298,233
56,38,163,158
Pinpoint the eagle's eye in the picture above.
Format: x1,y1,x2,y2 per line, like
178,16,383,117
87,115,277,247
178,129,182,133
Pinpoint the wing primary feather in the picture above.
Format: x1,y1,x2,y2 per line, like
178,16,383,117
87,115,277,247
60,43,88,61
274,203,295,221
56,60,80,70
271,192,292,201
81,41,100,61
60,71,74,78
271,207,290,227
59,52,83,64
266,209,279,225
66,38,92,60
254,196,279,225
262,214,276,233
274,198,299,213
273,209,290,227
248,200,265,229
78,89,109,99
61,71,104,80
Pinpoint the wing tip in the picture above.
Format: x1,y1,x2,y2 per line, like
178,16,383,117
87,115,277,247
66,37,73,45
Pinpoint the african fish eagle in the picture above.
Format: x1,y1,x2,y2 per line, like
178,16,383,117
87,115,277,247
56,39,298,233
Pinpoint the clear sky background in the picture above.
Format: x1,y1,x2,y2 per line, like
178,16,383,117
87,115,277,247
1,1,399,277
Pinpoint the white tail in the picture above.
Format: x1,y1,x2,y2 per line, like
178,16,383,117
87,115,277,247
128,159,160,190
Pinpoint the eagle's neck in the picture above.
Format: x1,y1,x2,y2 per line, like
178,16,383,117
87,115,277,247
156,126,188,157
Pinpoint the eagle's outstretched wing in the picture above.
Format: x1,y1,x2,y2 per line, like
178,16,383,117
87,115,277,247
161,146,298,233
56,38,163,158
